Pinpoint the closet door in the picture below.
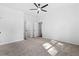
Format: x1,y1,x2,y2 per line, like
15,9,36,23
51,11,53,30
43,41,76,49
24,13,34,39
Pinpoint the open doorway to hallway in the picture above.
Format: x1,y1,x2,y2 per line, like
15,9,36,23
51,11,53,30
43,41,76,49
38,22,42,37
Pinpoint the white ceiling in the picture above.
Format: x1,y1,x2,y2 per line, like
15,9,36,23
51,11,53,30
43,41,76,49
0,3,48,14
0,3,78,11
0,3,79,16
0,3,33,11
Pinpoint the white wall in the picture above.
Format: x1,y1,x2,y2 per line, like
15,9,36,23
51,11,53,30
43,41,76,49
0,5,24,45
42,3,79,45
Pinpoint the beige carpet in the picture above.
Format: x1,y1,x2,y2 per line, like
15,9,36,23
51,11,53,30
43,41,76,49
0,37,79,56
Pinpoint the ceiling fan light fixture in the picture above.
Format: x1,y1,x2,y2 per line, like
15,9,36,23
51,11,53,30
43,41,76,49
38,8,40,11
30,3,48,14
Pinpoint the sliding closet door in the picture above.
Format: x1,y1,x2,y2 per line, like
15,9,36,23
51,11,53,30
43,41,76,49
24,13,34,39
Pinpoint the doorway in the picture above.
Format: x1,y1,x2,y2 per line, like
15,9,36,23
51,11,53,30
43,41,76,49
38,22,42,37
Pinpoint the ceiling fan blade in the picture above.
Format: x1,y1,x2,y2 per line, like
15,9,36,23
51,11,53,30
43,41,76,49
41,4,48,8
37,11,39,14
30,9,37,10
34,3,38,8
41,9,47,12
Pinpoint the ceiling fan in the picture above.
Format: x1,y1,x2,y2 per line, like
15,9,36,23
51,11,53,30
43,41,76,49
30,3,48,14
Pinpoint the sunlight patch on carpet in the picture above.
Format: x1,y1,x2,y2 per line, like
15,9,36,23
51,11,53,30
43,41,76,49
48,47,58,56
42,43,52,49
51,40,57,45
